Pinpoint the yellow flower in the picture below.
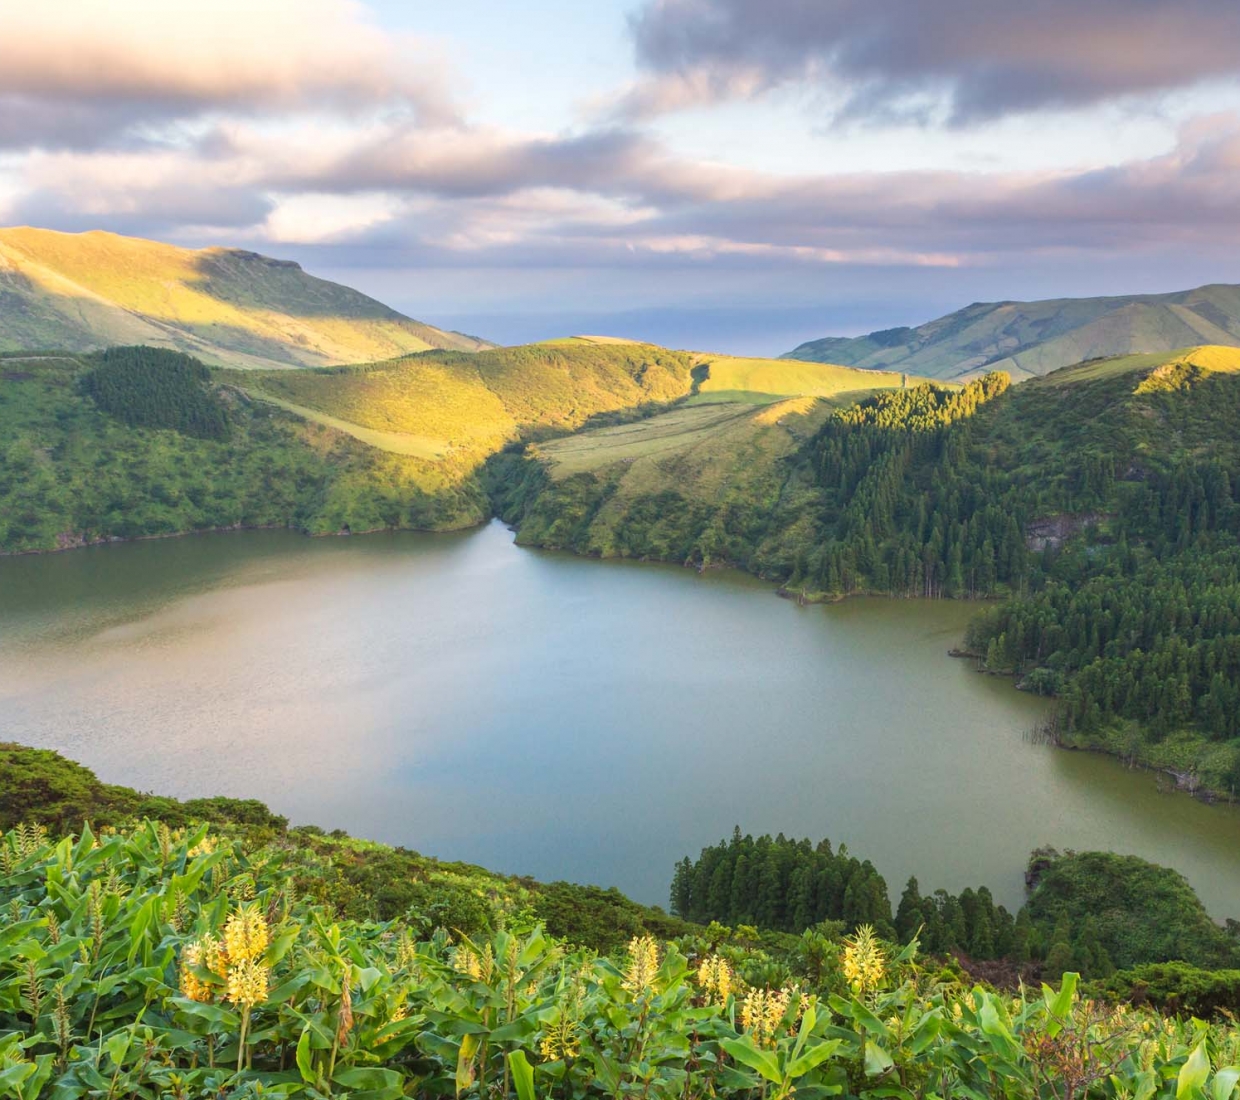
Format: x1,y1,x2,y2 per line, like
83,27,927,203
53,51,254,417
452,945,484,981
198,933,229,978
841,925,886,995
538,1012,581,1062
223,904,269,964
178,941,213,1003
225,958,270,1007
697,955,733,1005
741,988,793,1045
187,836,216,859
621,936,660,996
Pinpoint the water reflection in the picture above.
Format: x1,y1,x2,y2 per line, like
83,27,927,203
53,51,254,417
2,521,1240,917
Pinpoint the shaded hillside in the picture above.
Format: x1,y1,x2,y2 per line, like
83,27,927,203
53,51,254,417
0,226,487,369
785,283,1240,381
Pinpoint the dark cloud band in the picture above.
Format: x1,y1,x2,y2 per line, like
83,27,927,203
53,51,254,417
627,0,1240,122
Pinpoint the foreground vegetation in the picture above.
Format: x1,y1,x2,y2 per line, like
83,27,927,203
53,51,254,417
6,746,1240,1098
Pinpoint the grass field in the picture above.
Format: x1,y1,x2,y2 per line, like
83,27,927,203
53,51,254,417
229,341,697,465
1044,345,1240,386
690,354,915,404
240,391,450,458
538,403,759,476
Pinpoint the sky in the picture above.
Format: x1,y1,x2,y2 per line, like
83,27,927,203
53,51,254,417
2,0,1240,354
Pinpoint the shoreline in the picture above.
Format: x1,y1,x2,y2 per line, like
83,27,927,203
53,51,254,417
947,648,1240,811
0,515,487,559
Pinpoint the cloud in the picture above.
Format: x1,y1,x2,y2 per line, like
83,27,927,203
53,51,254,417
13,106,1240,274
622,0,1240,123
0,0,456,149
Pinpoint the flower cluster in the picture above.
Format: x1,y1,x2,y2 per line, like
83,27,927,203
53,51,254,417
538,1010,582,1062
841,924,885,995
177,904,272,1008
741,987,793,1045
621,936,660,996
186,835,216,859
697,955,733,1006
452,942,494,983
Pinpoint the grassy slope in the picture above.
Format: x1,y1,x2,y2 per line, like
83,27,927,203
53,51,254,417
690,353,913,404
231,342,697,466
0,341,697,552
787,284,1240,381
0,355,488,552
0,226,487,368
492,356,923,565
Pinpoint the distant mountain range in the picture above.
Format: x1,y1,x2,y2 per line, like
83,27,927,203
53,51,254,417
0,227,488,368
784,283,1240,380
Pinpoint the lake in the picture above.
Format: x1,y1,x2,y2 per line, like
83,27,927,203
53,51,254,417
4,519,1240,918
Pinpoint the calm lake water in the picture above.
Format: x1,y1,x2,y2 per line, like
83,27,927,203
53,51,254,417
4,519,1240,918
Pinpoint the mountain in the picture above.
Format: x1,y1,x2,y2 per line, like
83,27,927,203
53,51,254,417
0,226,488,368
784,283,1240,381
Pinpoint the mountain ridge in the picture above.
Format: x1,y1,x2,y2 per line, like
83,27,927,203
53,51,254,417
0,226,489,369
784,282,1240,381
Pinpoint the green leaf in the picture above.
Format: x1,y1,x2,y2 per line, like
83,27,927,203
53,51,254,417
508,1050,537,1100
333,1067,404,1090
1179,1042,1211,1100
1212,1067,1240,1100
865,1041,894,1077
296,1026,315,1085
1043,973,1078,1038
126,895,159,963
720,1036,783,1084
786,1039,842,1078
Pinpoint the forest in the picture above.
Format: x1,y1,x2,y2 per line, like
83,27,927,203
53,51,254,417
0,350,487,552
668,831,1240,983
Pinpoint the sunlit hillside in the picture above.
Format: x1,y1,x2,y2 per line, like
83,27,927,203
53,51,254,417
690,353,918,404
228,341,698,462
0,227,487,369
786,284,1240,382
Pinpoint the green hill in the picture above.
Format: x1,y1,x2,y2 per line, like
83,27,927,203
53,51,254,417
0,226,488,369
0,340,697,552
489,355,927,562
228,340,697,463
785,283,1240,381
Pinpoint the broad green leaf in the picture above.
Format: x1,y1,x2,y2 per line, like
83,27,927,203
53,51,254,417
865,1041,895,1076
333,1066,404,1090
508,1050,537,1100
1179,1042,1211,1100
1212,1067,1240,1100
296,1026,315,1085
786,1039,842,1078
720,1036,783,1085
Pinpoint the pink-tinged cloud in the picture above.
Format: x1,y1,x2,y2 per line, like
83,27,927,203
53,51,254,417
624,0,1240,123
14,112,1240,273
0,0,456,148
